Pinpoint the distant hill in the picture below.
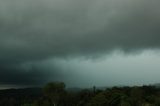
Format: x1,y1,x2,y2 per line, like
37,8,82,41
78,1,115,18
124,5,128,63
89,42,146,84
153,83,160,88
0,88,42,99
0,87,83,98
66,87,83,93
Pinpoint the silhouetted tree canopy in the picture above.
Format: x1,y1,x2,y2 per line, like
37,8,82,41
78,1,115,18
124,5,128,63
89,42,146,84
0,83,160,106
43,82,66,106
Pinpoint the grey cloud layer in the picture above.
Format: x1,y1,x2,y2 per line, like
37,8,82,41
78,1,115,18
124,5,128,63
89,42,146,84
1,0,160,61
0,0,160,86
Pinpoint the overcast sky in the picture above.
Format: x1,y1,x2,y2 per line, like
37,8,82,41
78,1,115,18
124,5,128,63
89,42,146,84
0,0,160,88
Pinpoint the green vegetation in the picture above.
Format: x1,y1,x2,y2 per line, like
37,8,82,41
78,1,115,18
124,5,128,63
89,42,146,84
43,82,66,106
0,82,160,106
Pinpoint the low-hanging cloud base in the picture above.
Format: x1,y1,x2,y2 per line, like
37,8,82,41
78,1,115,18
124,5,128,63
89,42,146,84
0,0,160,87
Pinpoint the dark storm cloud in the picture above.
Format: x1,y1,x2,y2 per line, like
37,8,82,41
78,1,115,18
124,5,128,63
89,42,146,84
0,0,160,86
0,61,65,86
1,0,160,61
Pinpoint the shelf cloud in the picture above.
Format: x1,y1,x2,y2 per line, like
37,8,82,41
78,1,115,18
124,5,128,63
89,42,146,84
0,0,160,87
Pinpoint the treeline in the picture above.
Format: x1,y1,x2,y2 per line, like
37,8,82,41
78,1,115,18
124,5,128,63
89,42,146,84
0,82,160,106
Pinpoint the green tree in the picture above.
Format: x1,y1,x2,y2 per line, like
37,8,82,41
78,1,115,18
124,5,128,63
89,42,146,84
86,92,109,106
43,82,66,106
130,87,144,106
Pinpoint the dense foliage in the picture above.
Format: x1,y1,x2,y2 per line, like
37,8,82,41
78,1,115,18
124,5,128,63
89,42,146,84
0,83,160,106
